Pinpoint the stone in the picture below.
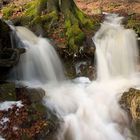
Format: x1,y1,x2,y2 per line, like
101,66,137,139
0,82,16,101
0,19,12,50
120,88,140,138
0,19,26,81
16,87,45,103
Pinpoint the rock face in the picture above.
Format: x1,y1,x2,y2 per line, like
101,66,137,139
0,19,25,81
0,19,12,49
120,88,140,138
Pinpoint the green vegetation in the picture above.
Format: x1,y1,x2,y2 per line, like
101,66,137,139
23,0,38,17
126,19,140,36
2,5,15,19
75,9,94,30
0,83,16,101
65,20,85,52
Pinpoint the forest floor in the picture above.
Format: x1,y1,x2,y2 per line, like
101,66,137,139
76,0,140,15
1,0,140,16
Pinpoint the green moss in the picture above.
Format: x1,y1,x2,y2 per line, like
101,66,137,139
65,20,71,29
31,16,42,25
65,18,85,53
31,102,47,113
75,9,94,29
37,0,47,15
75,9,85,21
66,24,85,41
2,0,38,26
2,5,14,19
40,11,58,31
126,19,140,35
67,37,78,52
0,83,16,101
75,31,85,45
41,11,58,22
23,0,38,17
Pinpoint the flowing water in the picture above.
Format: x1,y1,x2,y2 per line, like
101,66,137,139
93,14,139,81
13,26,64,84
13,14,140,140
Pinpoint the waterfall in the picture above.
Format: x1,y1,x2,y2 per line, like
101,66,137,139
12,26,64,84
93,14,139,80
11,14,140,140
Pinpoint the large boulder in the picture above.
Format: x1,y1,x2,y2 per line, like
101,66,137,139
120,88,140,138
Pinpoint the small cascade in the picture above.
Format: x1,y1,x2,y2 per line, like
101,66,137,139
12,26,64,84
8,14,140,140
93,14,139,80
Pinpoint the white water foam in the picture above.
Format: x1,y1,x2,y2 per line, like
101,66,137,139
13,14,140,140
42,14,139,140
13,26,64,84
93,14,139,81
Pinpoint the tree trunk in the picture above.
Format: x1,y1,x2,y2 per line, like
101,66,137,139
38,0,94,55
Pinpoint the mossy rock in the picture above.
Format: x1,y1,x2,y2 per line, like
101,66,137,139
16,87,45,103
65,21,85,53
120,88,140,137
126,19,140,36
0,19,12,49
0,82,16,101
31,102,47,114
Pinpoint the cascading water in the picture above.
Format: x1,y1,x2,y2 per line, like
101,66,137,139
42,14,139,140
12,26,64,84
12,14,140,140
93,14,139,80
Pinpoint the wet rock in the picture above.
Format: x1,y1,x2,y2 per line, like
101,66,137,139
83,36,95,57
0,48,20,67
0,19,26,81
75,61,96,80
15,87,60,140
16,87,45,103
0,19,12,50
0,82,16,101
120,88,140,138
0,48,22,81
